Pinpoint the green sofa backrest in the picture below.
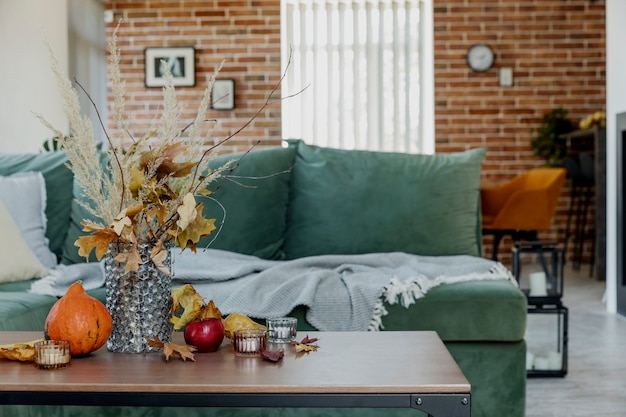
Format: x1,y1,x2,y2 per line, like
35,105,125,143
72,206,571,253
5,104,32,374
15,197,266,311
283,140,486,259
2,142,485,264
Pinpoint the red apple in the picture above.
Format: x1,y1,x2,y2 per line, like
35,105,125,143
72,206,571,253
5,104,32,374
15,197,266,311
183,318,225,352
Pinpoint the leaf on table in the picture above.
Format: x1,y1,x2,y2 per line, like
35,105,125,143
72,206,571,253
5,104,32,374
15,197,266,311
145,336,197,362
299,335,319,344
260,349,284,362
0,338,44,362
292,343,319,353
292,334,320,353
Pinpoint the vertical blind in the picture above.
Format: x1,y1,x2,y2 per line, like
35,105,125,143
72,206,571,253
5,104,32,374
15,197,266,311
281,0,433,154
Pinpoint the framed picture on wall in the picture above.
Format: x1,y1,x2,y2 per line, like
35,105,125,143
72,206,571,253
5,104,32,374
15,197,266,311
144,46,195,88
211,79,235,110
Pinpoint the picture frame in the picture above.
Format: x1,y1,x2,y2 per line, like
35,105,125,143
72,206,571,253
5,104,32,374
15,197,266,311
211,79,235,110
144,46,195,88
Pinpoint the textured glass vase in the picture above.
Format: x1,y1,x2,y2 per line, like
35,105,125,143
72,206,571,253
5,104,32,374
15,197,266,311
104,241,172,353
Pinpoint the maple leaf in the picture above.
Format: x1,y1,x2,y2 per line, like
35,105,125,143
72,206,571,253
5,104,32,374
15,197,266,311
173,203,216,249
260,349,285,362
114,246,141,273
292,335,320,353
177,193,198,231
140,143,197,179
293,343,319,353
75,225,118,260
112,215,132,236
151,242,171,275
145,336,197,362
0,338,44,362
128,164,145,195
197,299,222,320
146,202,168,226
170,284,206,330
299,335,319,344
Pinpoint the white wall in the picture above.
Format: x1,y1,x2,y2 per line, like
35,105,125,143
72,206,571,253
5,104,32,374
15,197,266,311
0,0,69,153
605,0,626,314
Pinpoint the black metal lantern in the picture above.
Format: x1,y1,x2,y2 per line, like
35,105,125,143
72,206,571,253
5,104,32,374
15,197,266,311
526,305,568,377
512,240,568,377
512,241,564,302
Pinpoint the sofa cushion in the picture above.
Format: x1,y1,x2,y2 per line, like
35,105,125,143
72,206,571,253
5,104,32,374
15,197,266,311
284,140,486,259
201,146,295,259
0,152,74,260
0,201,49,283
0,172,57,268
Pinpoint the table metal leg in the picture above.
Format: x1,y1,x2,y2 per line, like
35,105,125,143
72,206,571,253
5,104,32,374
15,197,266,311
411,394,471,417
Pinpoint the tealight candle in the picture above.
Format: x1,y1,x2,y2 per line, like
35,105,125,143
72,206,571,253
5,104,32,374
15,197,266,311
533,355,549,371
547,351,562,370
528,272,548,297
266,317,297,343
526,351,535,371
34,340,71,370
233,329,267,357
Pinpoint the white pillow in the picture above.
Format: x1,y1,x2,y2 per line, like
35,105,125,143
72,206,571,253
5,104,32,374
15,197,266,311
0,172,58,269
0,200,49,283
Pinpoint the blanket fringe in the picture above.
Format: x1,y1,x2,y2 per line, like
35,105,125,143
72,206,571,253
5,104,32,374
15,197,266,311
368,261,515,331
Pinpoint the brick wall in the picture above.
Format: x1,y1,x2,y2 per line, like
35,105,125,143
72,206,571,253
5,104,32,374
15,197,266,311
433,0,606,262
105,0,606,263
105,0,283,153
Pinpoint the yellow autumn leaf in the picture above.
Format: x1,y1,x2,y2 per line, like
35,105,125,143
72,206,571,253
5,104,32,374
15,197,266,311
151,242,171,276
0,338,44,362
75,226,118,260
128,164,145,195
147,202,168,226
112,216,132,236
170,284,205,330
145,336,197,362
177,193,197,231
114,246,141,273
174,203,216,250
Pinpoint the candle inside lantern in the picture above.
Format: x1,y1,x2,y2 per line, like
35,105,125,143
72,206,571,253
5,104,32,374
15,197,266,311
547,351,562,370
34,340,71,370
533,355,550,370
266,317,298,343
528,272,548,297
526,351,535,371
233,329,267,357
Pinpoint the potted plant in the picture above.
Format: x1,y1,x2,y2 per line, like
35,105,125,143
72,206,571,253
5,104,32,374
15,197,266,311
530,107,573,167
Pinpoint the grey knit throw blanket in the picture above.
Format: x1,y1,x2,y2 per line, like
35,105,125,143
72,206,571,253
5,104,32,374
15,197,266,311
30,249,514,331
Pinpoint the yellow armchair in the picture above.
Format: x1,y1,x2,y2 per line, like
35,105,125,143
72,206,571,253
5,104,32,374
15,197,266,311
481,168,567,260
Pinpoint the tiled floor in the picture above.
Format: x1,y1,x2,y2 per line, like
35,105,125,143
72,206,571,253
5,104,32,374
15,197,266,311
524,263,626,417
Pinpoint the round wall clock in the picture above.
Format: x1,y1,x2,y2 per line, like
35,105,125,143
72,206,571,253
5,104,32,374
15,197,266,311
466,44,494,72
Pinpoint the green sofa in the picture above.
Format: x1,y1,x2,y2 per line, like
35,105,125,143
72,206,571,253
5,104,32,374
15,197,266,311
0,140,527,417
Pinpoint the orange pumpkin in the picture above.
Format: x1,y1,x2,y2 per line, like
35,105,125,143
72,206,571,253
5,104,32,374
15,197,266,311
44,281,113,356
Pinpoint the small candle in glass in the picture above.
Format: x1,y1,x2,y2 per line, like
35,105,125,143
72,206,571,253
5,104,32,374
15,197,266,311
266,317,297,343
233,329,267,357
34,340,71,370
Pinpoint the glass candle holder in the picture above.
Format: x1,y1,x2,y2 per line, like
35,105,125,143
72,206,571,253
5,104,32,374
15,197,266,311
34,340,71,370
266,317,297,343
233,329,267,357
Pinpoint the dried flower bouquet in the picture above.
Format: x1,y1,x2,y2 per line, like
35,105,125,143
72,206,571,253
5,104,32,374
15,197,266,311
38,29,239,274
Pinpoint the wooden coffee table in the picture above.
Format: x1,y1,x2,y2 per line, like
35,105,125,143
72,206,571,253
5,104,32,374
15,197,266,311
0,331,470,417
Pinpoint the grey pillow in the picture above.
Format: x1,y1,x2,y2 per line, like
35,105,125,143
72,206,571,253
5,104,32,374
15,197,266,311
0,172,58,268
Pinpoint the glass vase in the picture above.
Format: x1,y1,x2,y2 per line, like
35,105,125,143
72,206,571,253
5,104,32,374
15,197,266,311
104,241,172,353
